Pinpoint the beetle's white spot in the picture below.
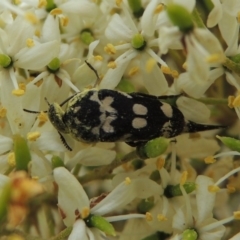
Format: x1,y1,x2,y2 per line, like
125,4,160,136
102,96,117,114
92,126,99,135
132,118,147,129
74,117,81,124
160,103,173,118
119,91,132,98
73,106,81,113
133,104,148,115
160,121,172,137
102,117,115,133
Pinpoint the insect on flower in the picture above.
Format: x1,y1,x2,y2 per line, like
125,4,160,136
24,62,224,151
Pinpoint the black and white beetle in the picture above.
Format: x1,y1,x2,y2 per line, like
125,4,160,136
24,62,223,151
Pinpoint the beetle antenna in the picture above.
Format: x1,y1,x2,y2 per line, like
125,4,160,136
58,131,72,151
85,60,101,87
59,93,78,107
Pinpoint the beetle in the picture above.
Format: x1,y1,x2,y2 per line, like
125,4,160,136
24,63,223,151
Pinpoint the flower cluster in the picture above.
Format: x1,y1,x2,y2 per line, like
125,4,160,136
0,0,240,240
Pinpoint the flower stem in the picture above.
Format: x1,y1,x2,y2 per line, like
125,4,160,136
223,57,240,75
194,97,228,105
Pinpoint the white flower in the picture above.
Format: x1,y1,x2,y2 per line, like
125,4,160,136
100,0,168,96
54,167,159,239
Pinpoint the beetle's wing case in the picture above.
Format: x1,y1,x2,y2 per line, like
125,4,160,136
62,89,185,144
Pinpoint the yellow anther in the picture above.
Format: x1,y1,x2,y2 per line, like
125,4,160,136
171,70,179,78
94,55,103,61
25,12,38,24
60,16,69,27
81,207,90,219
206,54,225,64
156,157,165,170
161,65,171,74
227,184,236,193
104,44,116,55
124,177,131,185
115,0,122,7
232,95,240,107
0,107,7,118
182,62,187,70
145,212,153,221
27,132,41,141
38,0,47,8
145,58,156,73
26,38,34,47
228,96,235,108
180,171,188,185
50,8,63,15
128,66,139,77
18,83,26,91
204,156,216,164
234,211,240,219
12,89,25,96
154,4,164,14
107,61,117,69
8,152,16,168
208,185,220,193
35,29,41,37
7,234,24,240
237,12,240,23
38,112,48,127
157,214,167,221
13,0,21,4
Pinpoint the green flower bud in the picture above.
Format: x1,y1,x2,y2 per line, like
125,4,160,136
128,0,144,18
0,182,11,223
167,4,194,33
182,229,198,240
229,54,240,64
116,78,136,93
47,57,60,72
85,214,116,236
46,0,57,12
217,135,240,152
0,54,12,68
137,197,155,213
13,135,31,171
164,182,196,198
51,156,65,168
80,29,95,46
131,34,146,50
137,137,170,159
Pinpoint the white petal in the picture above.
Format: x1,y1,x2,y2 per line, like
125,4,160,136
14,40,60,70
92,178,161,216
66,147,116,168
53,167,89,226
141,0,158,37
176,72,214,98
0,135,13,154
105,14,133,42
177,96,211,123
60,1,97,16
41,14,61,43
207,0,222,28
0,174,10,189
196,175,215,223
68,220,88,240
35,131,68,152
99,50,136,89
0,155,8,174
218,11,238,48
141,54,168,95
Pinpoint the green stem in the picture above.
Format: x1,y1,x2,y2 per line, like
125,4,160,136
223,57,240,75
192,8,206,28
49,227,73,240
79,151,138,184
194,97,228,105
